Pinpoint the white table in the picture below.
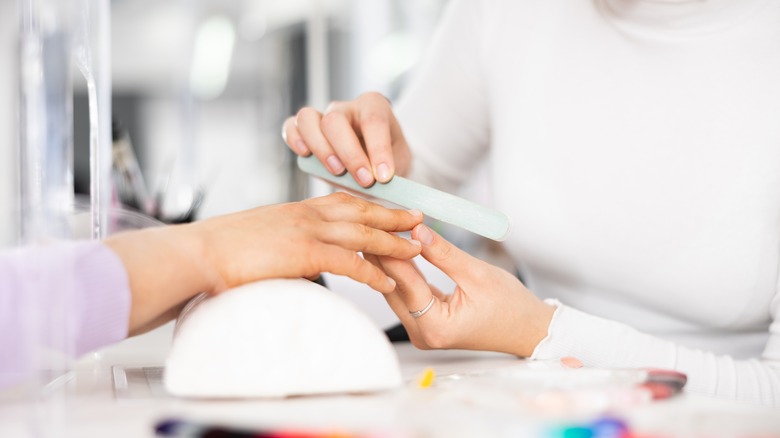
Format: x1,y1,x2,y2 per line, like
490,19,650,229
1,324,778,438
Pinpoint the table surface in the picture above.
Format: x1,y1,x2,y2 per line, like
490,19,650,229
1,323,778,438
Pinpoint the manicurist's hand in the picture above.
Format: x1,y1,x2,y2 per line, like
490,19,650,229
366,224,555,358
282,92,412,187
106,192,423,336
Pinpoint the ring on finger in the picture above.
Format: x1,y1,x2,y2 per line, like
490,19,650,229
409,296,435,319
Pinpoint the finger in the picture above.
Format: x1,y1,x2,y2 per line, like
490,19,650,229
413,224,483,284
367,255,416,323
357,93,395,182
296,107,346,175
368,255,437,349
321,108,375,187
307,192,423,231
319,222,421,259
318,246,397,294
282,116,311,156
376,255,438,321
560,357,584,369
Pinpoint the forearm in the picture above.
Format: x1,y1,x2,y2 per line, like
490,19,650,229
532,301,780,406
104,225,215,336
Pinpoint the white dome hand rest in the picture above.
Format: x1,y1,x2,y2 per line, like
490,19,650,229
164,278,402,398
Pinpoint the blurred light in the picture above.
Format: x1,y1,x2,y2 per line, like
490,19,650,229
367,30,421,85
190,15,236,100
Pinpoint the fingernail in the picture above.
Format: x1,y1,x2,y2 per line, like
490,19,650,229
376,163,391,182
356,167,374,186
386,276,397,289
408,209,423,217
326,155,345,174
417,224,434,245
409,239,422,247
560,357,583,369
294,140,310,155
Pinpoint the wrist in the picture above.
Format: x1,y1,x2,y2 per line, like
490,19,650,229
105,225,213,333
171,222,225,296
514,300,556,358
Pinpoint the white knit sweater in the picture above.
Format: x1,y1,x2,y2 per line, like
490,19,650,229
396,0,780,405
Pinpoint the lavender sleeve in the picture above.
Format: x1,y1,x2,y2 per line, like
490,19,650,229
0,241,130,389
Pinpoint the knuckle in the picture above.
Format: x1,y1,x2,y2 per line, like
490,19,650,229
296,107,318,123
360,111,388,128
287,204,317,225
360,91,388,104
320,111,344,131
329,191,353,203
349,196,370,214
437,242,456,262
324,100,343,113
355,223,373,240
352,196,371,213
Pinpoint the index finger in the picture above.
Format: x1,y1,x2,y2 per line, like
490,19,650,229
305,192,424,232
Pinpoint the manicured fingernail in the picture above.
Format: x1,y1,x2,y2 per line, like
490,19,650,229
416,224,434,245
560,357,583,369
410,239,422,247
376,163,391,182
356,167,374,186
326,155,345,174
294,140,310,155
408,209,423,217
386,276,397,289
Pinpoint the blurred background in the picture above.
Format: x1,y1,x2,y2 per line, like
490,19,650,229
0,0,456,334
0,0,450,249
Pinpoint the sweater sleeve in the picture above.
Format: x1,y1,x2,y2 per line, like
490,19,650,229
532,295,780,406
0,241,131,389
395,0,491,193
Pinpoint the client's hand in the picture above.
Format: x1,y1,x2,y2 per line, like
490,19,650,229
366,224,555,358
106,192,423,336
188,191,423,294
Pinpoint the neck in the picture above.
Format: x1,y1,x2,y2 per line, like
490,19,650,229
599,0,768,36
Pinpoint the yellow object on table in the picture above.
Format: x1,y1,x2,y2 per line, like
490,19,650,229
417,367,436,389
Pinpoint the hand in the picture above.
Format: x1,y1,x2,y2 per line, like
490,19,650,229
106,192,423,336
282,92,412,187
366,224,555,357
188,192,423,293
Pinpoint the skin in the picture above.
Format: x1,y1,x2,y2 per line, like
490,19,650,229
366,224,554,358
282,92,412,186
283,96,555,357
105,192,423,337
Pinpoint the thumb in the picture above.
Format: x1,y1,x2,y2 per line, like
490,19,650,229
412,224,480,282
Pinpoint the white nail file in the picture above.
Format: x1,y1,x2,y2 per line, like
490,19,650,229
298,155,511,241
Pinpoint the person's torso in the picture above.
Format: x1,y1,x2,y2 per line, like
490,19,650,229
481,0,780,357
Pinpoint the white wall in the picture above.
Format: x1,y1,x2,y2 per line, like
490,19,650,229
140,97,290,220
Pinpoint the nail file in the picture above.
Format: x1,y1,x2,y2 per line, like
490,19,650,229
297,155,511,241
